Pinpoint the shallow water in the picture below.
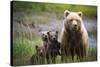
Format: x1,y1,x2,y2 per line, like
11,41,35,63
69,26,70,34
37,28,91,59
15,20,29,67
84,18,97,48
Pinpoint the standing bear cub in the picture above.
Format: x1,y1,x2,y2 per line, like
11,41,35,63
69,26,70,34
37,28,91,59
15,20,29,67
61,10,88,61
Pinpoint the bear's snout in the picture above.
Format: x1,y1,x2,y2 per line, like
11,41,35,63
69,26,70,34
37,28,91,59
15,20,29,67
39,50,44,56
43,35,48,41
72,20,79,31
73,24,78,29
74,24,77,27
72,20,77,26
44,35,47,39
53,37,56,41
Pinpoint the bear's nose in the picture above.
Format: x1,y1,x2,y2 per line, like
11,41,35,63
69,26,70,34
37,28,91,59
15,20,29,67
74,24,77,27
73,20,77,27
53,37,56,40
45,35,47,38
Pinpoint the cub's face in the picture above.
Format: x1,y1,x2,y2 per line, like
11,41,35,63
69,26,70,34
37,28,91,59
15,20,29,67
41,31,48,42
35,46,44,56
64,10,82,32
47,31,58,42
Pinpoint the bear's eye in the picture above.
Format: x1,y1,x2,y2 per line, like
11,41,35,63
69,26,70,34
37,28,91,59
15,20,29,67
76,19,80,22
69,19,73,22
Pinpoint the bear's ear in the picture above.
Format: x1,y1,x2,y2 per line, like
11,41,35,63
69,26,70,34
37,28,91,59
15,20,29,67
64,10,70,18
47,31,51,35
56,31,58,35
35,45,38,49
41,33,44,37
47,31,50,35
77,12,82,17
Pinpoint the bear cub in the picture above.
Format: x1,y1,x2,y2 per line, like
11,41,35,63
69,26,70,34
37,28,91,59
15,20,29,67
46,31,61,63
30,31,61,64
30,45,46,64
41,31,49,49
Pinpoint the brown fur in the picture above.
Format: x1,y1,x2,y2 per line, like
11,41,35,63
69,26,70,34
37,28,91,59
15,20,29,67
30,45,46,64
61,10,88,61
46,31,61,63
30,31,61,64
41,31,49,49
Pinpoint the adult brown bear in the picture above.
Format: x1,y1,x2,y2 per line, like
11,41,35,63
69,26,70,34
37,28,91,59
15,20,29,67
60,10,88,62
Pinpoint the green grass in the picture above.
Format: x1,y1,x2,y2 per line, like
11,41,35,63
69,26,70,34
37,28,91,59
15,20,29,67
12,19,43,65
13,37,43,65
13,37,34,65
12,23,97,65
13,36,97,65
86,47,97,61
12,1,97,17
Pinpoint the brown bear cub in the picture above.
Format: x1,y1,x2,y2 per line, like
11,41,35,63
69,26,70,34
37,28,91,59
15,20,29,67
41,31,49,50
30,31,61,64
30,45,46,64
30,31,48,65
61,10,88,62
46,31,61,63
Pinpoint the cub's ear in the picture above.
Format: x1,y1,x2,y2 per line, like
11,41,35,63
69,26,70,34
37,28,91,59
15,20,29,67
41,33,44,37
64,10,70,18
47,31,51,35
77,12,82,17
35,45,38,49
56,31,58,35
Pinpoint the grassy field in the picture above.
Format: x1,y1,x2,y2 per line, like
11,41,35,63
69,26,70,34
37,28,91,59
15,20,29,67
12,22,97,65
12,34,97,66
12,1,97,66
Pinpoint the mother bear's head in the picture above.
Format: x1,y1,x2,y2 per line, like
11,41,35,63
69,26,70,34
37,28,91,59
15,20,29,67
64,10,83,33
